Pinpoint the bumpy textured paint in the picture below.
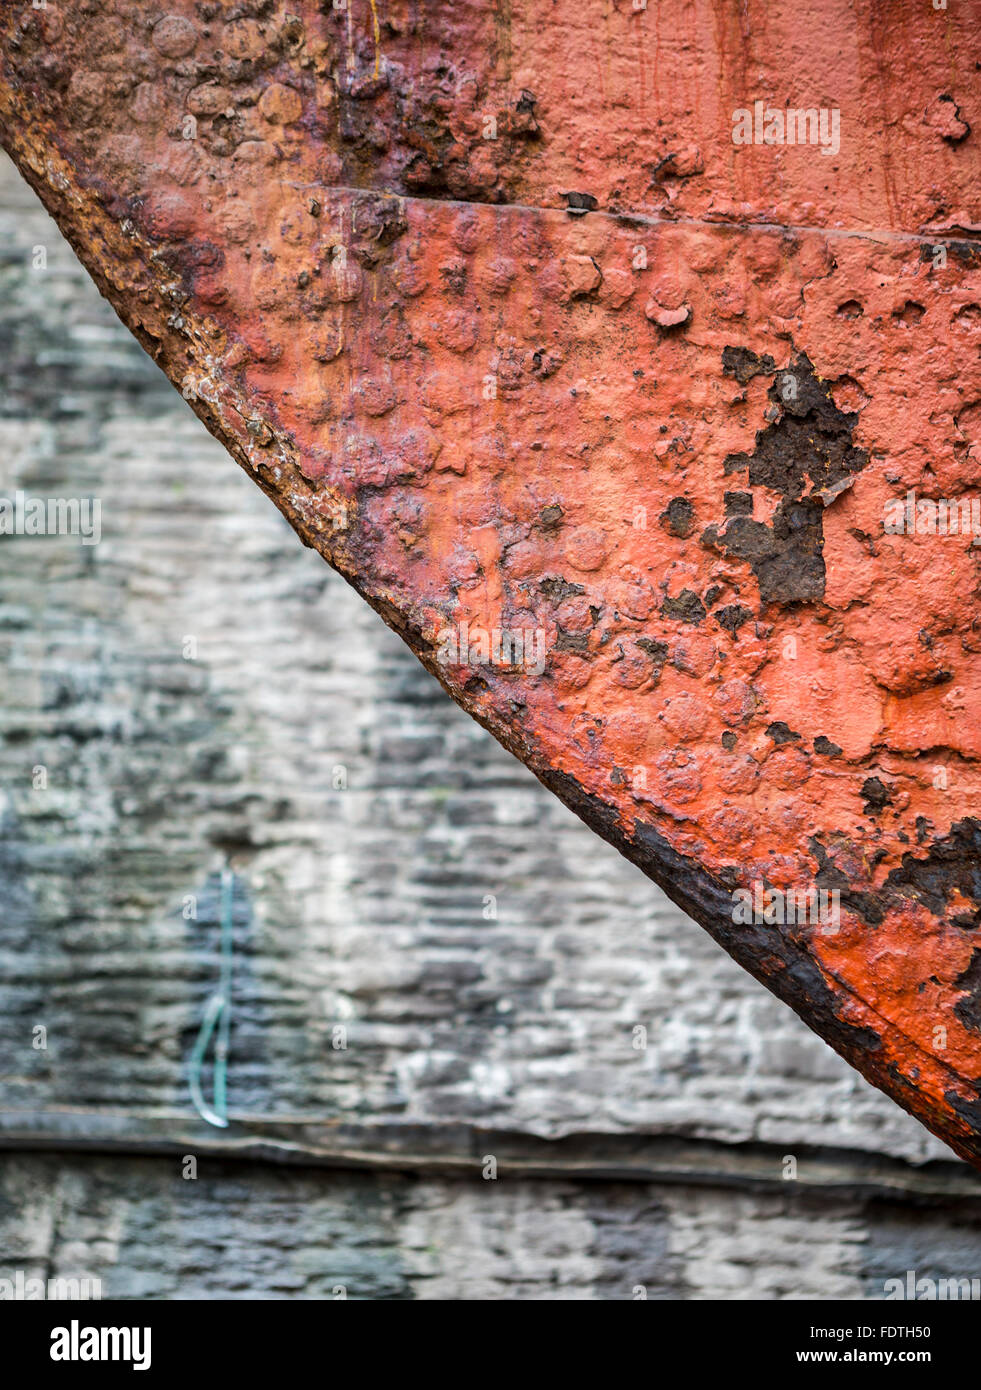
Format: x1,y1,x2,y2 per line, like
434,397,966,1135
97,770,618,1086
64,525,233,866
2,0,981,1162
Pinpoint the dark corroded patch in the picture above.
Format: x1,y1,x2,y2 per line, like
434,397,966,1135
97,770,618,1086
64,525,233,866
725,353,869,498
660,496,695,538
703,352,870,608
885,819,981,930
812,818,981,935
722,345,777,384
810,835,885,927
662,589,706,624
702,496,826,604
766,721,802,745
714,603,754,636
954,951,981,1033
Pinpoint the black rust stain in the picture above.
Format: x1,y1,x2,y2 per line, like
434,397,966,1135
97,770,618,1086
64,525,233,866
861,776,895,815
885,818,981,930
661,589,706,624
810,818,981,933
702,352,870,608
954,951,981,1033
660,496,695,538
722,345,777,384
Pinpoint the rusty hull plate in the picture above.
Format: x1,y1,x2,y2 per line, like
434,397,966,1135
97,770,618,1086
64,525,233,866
3,0,981,1163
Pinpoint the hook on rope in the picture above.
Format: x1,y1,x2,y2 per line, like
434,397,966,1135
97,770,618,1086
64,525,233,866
188,866,234,1128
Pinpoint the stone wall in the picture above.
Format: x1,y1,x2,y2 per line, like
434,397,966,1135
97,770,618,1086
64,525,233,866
3,1151,981,1301
1,152,980,1299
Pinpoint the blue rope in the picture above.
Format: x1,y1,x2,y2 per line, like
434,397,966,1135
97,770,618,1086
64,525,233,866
188,867,234,1128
